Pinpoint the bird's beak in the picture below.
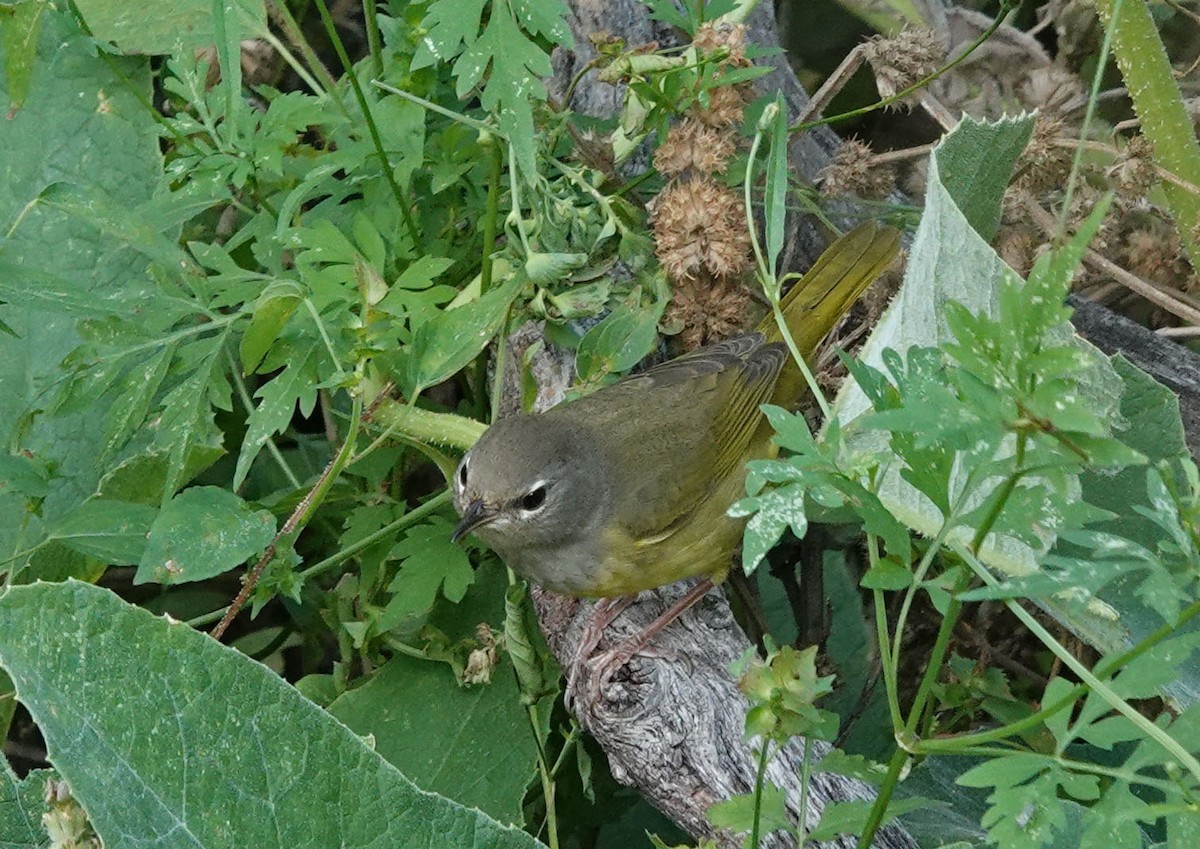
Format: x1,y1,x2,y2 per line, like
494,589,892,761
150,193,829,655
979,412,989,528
451,499,495,543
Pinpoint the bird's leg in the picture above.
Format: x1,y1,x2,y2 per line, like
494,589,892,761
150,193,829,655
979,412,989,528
578,578,716,707
564,595,635,710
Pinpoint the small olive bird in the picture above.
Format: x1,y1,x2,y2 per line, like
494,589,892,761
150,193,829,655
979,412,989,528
453,222,900,695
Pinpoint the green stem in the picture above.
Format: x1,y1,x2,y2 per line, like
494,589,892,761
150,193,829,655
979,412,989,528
957,545,1200,785
298,489,452,581
312,0,422,252
368,401,486,453
750,740,772,849
866,536,903,734
481,141,503,293
796,737,814,844
1094,0,1200,274
361,0,383,79
855,747,908,849
526,700,559,849
791,0,1017,133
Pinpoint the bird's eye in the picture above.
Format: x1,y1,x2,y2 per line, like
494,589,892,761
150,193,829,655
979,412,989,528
457,459,469,489
520,485,548,512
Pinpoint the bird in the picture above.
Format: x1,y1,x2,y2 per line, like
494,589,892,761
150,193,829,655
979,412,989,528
452,222,901,698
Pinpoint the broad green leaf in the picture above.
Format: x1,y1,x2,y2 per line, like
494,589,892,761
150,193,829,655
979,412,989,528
0,7,161,569
0,580,543,849
929,115,1033,242
327,650,536,825
135,486,275,585
50,499,158,565
401,273,522,399
832,114,1124,582
575,302,662,382
0,763,47,849
73,0,266,54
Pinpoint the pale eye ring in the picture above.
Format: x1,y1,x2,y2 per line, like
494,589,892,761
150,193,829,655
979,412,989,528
520,485,548,512
457,457,469,489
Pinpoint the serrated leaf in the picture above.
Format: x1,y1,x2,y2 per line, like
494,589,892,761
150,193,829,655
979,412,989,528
729,482,809,574
240,287,302,374
50,499,158,565
706,783,790,834
135,486,275,585
401,273,522,399
100,343,174,462
0,762,47,849
0,580,544,848
383,517,476,625
156,335,229,498
233,343,319,489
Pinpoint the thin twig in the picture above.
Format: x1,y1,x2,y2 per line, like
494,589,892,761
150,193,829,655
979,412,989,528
1024,198,1200,326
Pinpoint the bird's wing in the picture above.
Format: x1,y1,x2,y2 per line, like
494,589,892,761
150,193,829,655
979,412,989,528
577,333,786,543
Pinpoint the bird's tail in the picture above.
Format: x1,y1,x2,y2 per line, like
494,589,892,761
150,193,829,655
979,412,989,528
760,220,902,406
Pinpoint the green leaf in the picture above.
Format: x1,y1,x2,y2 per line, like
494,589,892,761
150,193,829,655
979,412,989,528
928,114,1034,242
135,486,275,585
0,580,544,848
327,651,537,825
1,0,44,111
706,782,790,835
73,0,266,54
100,343,174,462
0,453,51,499
0,7,162,562
729,481,808,574
383,517,476,625
233,343,319,489
575,302,661,382
807,797,934,842
412,0,572,179
762,94,788,280
50,499,158,565
240,287,302,375
401,273,522,399
0,762,48,849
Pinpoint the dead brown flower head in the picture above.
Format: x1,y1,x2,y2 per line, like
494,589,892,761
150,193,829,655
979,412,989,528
819,138,895,199
654,117,738,176
652,176,751,282
1012,117,1073,194
693,21,749,65
663,277,753,350
862,27,945,104
1106,134,1158,198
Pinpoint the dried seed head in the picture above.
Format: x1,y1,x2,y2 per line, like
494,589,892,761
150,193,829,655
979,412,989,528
694,21,749,64
1012,117,1073,194
862,28,945,104
1106,134,1158,198
1019,65,1089,116
652,176,751,281
690,83,748,128
654,117,738,176
819,138,895,199
663,277,754,350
